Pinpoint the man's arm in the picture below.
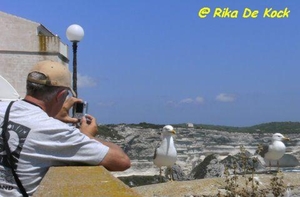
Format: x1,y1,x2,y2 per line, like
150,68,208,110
80,116,131,171
95,139,131,171
55,97,130,170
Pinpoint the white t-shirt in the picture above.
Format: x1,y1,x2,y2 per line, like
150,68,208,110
0,100,109,196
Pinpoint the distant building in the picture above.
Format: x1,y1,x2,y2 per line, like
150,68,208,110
0,11,69,98
186,123,194,128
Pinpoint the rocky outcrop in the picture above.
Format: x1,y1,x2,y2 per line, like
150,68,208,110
265,154,300,167
220,150,266,173
165,164,187,181
189,154,224,179
189,151,267,180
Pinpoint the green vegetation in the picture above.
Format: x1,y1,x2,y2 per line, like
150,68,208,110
192,121,300,134
122,121,300,134
127,122,164,129
220,145,289,197
103,121,300,134
97,125,123,140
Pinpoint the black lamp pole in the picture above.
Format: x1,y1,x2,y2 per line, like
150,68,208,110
66,24,84,117
72,41,78,97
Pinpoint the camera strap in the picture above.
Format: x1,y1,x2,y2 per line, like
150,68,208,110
2,101,28,197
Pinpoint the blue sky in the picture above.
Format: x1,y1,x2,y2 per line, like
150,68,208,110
2,1,300,126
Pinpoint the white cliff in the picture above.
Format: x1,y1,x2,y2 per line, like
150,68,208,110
100,125,300,178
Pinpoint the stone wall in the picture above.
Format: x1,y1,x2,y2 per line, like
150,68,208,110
33,166,141,197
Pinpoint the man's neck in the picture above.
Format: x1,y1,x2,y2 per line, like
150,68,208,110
23,95,46,111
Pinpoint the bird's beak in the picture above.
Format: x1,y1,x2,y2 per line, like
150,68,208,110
170,130,176,135
284,137,290,141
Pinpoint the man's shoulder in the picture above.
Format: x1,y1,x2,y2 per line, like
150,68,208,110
0,101,11,108
9,100,74,130
0,101,14,117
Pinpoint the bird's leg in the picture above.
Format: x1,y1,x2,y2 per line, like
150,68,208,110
170,167,174,182
277,160,280,172
160,168,162,183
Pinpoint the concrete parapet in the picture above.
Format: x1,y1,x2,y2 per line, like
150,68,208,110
33,166,141,197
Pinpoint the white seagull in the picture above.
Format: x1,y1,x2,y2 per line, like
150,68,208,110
256,133,290,170
153,125,177,181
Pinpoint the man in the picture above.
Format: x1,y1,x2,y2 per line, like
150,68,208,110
0,60,130,196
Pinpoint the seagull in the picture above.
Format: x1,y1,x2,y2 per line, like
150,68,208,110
153,125,177,182
256,133,290,170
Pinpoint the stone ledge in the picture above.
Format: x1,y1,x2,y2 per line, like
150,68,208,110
133,172,300,197
33,166,141,197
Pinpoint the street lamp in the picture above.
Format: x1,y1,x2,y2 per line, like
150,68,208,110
66,24,84,97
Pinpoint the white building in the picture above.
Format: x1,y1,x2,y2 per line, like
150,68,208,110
187,123,194,128
0,11,69,98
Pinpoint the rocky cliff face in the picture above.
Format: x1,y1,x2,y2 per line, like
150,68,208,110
101,125,300,178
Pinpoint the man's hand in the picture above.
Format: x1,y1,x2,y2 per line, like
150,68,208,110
55,97,82,123
79,115,98,137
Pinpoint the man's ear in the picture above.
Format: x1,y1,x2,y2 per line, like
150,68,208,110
56,89,67,102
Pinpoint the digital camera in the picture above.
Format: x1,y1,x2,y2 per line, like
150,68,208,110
74,101,88,119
